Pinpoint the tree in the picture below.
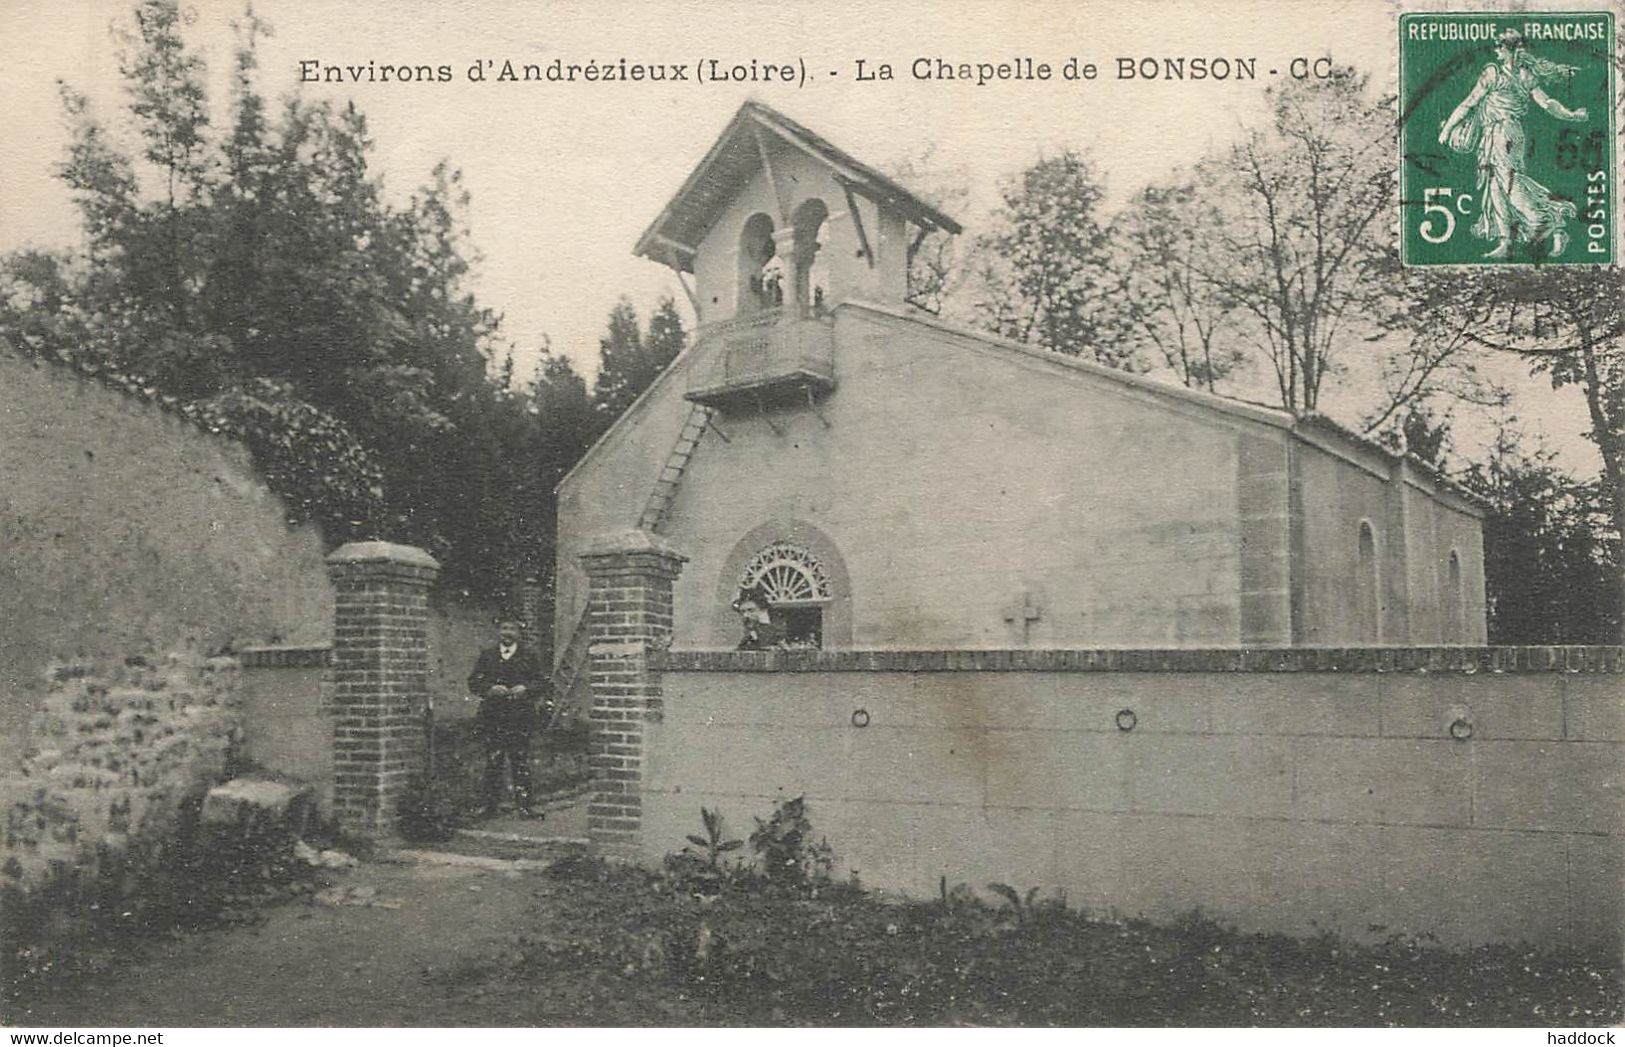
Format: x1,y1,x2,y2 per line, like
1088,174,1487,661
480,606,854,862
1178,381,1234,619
115,0,212,336
1181,66,1400,415
592,295,686,420
2,0,533,600
1103,178,1243,392
884,144,972,318
969,151,1134,367
1458,419,1620,644
533,350,600,485
592,297,645,418
644,296,687,373
1098,64,1506,434
503,348,600,653
1370,405,1456,473
1359,266,1509,442
1442,266,1625,641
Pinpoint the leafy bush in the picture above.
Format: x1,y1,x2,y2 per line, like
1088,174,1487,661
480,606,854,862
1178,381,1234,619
202,378,386,540
687,808,743,868
533,717,591,796
397,772,467,843
748,796,833,890
663,807,745,892
511,855,1623,1026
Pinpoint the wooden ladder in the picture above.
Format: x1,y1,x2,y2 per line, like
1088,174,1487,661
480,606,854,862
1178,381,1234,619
549,402,715,720
637,402,715,533
543,607,594,729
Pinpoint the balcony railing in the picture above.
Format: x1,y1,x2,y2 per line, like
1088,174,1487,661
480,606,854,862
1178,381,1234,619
685,308,835,410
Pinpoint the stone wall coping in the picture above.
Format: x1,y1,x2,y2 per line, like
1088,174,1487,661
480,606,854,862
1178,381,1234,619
238,644,333,669
579,528,687,562
654,646,1625,674
325,541,440,569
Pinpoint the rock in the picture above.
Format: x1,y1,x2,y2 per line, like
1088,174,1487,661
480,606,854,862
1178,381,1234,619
316,848,358,869
201,778,315,835
293,840,358,869
314,884,403,909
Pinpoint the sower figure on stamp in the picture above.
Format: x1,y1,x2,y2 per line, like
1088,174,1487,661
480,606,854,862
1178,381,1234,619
467,617,548,818
1438,28,1589,258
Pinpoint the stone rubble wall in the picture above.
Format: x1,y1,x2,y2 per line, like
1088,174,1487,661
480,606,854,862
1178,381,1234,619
0,350,332,745
1,650,242,973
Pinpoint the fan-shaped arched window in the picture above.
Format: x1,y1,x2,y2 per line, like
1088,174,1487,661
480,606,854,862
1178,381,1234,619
739,541,831,647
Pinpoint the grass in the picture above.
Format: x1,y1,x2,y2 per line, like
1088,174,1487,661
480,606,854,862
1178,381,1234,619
467,851,1623,1027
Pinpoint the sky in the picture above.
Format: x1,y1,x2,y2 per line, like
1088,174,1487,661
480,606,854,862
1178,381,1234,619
0,0,1610,474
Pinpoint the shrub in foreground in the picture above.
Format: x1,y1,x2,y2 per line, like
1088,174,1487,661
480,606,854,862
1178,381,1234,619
494,800,1623,1026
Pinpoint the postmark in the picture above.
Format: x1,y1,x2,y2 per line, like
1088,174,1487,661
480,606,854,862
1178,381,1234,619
1400,11,1615,266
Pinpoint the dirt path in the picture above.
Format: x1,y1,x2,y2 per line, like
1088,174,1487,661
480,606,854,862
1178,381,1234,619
15,853,543,1027
13,820,1619,1028
12,795,611,1028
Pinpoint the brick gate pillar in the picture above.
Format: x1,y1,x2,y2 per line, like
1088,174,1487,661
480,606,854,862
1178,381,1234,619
325,541,440,837
578,529,686,854
519,573,550,662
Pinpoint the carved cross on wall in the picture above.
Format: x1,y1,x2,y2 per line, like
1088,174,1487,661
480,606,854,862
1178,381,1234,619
1002,591,1043,645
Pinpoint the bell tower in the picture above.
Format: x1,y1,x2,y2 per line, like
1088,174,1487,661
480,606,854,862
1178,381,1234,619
634,101,961,327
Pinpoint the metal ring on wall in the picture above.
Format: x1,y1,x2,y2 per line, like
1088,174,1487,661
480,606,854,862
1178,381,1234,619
851,708,870,728
1116,708,1137,732
1449,717,1474,741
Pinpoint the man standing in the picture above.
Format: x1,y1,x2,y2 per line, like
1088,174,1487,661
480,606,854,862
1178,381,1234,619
467,617,547,817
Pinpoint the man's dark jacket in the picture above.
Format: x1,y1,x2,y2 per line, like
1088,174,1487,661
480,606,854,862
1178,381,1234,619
468,644,547,734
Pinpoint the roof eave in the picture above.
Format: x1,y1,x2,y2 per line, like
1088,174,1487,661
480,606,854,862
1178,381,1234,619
1292,413,1489,517
633,101,962,269
632,103,760,270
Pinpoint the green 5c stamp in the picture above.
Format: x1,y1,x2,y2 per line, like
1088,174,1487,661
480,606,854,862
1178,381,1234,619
1401,12,1615,265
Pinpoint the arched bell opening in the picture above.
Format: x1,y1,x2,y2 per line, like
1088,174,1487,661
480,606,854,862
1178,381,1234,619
738,212,780,316
791,198,832,318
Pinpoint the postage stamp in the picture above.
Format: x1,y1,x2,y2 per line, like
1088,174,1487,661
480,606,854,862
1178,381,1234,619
1400,11,1616,266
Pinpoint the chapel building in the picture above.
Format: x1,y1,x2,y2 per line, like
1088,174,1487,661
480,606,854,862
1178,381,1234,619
553,101,1486,667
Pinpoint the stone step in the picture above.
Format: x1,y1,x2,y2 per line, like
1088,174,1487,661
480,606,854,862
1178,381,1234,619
202,777,317,837
455,827,591,848
377,846,556,872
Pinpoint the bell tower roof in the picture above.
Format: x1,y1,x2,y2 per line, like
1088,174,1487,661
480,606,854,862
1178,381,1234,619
633,100,961,273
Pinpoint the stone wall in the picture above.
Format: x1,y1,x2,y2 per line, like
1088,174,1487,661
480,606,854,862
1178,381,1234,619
642,646,1622,952
427,599,497,714
1292,431,1486,646
0,351,332,742
232,595,493,822
1,649,242,979
238,646,334,812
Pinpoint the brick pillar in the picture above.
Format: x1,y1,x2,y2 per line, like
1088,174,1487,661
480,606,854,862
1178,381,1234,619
325,541,440,837
519,573,550,662
579,529,685,854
